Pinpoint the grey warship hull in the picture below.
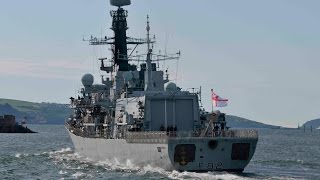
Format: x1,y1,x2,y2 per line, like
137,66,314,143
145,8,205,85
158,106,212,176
67,128,258,172
66,0,259,173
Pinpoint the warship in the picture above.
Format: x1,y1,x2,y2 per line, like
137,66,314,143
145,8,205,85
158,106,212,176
66,0,258,172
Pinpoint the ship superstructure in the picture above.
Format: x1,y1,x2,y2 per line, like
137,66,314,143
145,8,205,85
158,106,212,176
66,0,258,172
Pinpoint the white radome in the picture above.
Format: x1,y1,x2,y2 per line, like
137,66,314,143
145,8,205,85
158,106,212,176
81,74,94,86
164,82,177,92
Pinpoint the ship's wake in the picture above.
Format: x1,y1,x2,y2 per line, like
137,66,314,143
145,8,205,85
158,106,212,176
41,147,257,180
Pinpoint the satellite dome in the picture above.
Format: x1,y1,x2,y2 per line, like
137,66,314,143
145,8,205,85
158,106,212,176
81,74,94,86
164,82,177,92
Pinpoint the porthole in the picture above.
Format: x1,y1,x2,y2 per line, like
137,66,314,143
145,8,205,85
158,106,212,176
208,140,218,150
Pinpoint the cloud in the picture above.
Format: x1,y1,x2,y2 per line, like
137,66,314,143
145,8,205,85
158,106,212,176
0,58,93,80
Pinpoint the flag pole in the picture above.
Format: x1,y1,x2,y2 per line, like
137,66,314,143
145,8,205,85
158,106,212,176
211,89,213,113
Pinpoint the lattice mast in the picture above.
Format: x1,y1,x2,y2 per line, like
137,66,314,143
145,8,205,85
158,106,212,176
86,0,180,77
86,0,145,72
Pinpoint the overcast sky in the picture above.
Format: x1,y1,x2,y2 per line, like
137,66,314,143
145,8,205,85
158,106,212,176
0,0,319,127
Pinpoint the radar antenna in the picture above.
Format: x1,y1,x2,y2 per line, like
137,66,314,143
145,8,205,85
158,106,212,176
110,0,131,7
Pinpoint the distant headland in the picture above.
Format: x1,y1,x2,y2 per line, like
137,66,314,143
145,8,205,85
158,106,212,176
0,115,36,133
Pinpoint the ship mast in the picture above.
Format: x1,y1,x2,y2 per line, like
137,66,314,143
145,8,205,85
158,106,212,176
86,0,146,72
110,7,129,71
85,0,180,92
145,15,153,91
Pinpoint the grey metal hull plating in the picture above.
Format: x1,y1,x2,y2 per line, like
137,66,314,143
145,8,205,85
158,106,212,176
68,130,257,172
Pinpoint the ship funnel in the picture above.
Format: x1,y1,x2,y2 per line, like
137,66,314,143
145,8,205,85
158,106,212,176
110,0,131,7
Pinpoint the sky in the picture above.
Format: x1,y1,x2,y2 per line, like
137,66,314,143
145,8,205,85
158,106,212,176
0,0,319,127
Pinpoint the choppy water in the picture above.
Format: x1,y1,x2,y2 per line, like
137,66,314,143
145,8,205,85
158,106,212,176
0,125,319,180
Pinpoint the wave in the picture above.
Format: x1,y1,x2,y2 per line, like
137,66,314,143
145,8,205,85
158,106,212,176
58,170,68,175
49,147,73,155
252,158,320,169
15,153,21,158
97,160,249,180
14,153,29,158
9,148,263,179
71,172,88,178
45,147,254,180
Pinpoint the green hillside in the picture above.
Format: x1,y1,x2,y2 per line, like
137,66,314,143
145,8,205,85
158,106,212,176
303,118,320,129
227,115,280,129
0,98,41,112
0,98,70,124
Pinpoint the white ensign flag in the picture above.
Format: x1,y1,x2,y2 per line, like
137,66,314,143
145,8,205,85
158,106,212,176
212,90,228,107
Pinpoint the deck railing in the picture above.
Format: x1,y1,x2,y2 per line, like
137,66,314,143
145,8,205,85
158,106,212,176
66,124,258,143
125,129,258,143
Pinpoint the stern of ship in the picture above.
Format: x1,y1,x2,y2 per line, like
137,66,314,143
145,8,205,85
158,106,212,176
167,129,258,172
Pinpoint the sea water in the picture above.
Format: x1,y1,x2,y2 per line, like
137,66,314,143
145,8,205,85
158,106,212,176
0,125,319,180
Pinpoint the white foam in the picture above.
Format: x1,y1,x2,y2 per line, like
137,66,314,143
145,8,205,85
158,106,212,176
94,158,248,180
94,158,138,172
58,170,68,175
15,153,21,158
48,149,249,180
49,148,73,155
48,148,82,161
168,172,250,180
71,172,85,178
297,159,304,164
15,153,29,158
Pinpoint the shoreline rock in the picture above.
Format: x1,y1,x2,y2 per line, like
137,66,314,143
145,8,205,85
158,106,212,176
0,125,37,133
